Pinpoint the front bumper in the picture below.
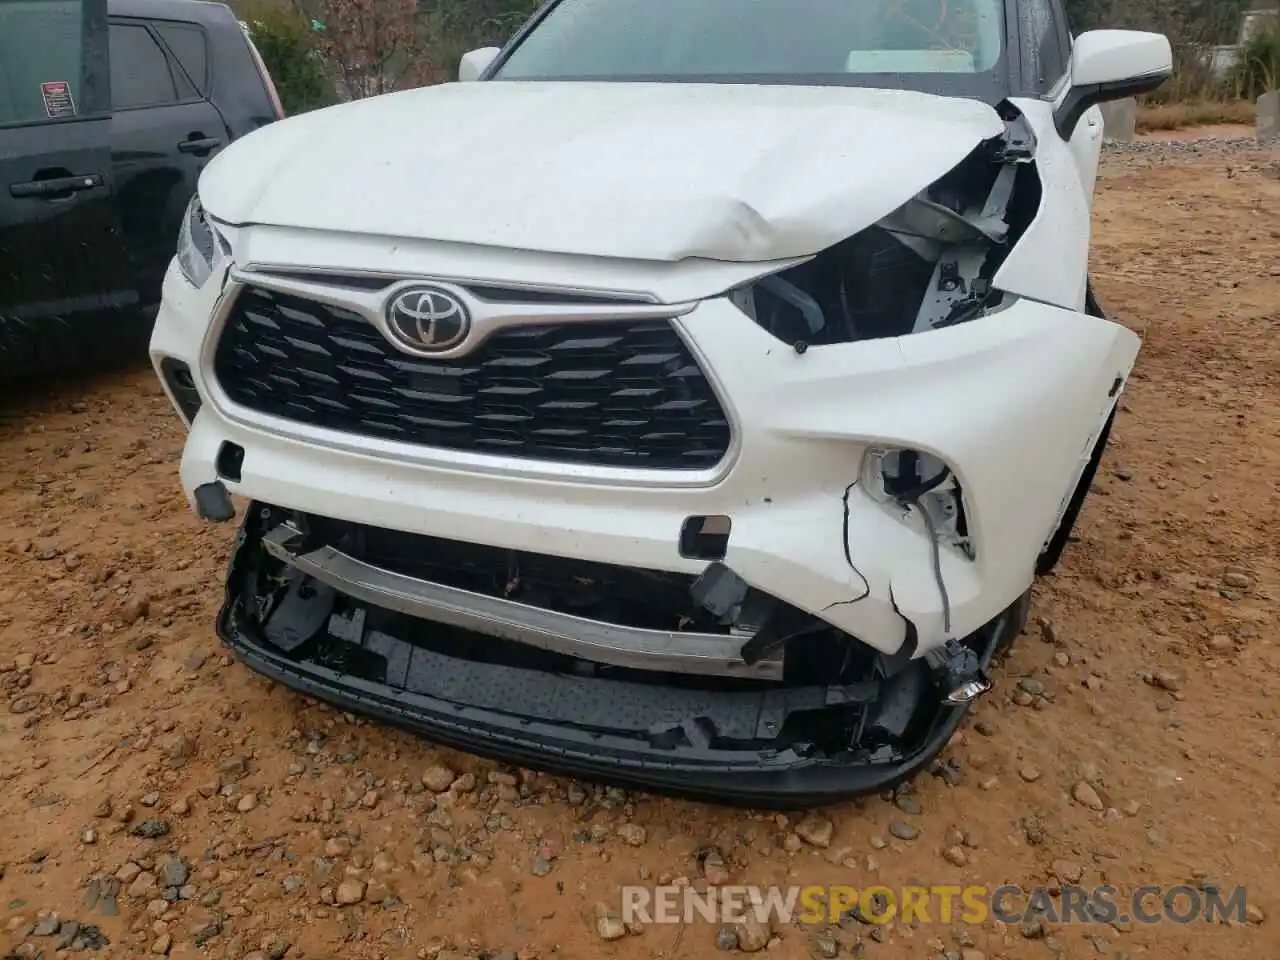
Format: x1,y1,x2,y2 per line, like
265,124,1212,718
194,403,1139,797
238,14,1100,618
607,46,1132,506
151,258,1138,660
219,505,1030,807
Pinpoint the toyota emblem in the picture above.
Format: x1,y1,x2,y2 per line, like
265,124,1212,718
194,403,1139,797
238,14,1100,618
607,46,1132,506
385,285,471,353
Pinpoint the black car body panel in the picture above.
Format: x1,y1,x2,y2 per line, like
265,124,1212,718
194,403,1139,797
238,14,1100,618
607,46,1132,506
1,0,278,382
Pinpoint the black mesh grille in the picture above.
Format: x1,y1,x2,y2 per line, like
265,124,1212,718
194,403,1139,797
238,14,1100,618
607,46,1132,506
213,286,732,470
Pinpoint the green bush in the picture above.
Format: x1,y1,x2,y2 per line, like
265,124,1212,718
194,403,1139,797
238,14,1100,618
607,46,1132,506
1234,24,1280,100
243,6,338,115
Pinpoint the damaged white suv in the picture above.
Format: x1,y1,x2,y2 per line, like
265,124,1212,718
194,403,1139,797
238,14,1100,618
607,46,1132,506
151,0,1171,806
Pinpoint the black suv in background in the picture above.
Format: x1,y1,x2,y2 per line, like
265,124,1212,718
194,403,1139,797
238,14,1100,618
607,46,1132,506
0,0,283,382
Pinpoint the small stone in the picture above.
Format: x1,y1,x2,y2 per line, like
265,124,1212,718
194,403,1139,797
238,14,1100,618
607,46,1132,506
324,837,351,857
93,798,113,819
702,850,731,885
1246,903,1265,925
1223,570,1252,589
1019,766,1042,783
1052,859,1084,884
596,915,626,941
151,934,172,955
531,856,553,877
140,791,161,807
359,790,379,809
1024,817,1046,846
127,871,157,899
961,951,987,960
1149,671,1181,692
715,925,738,951
116,862,143,884
888,820,919,841
973,719,995,737
237,793,259,813
81,827,98,845
616,823,646,846
894,794,922,815
421,765,456,792
335,878,366,905
943,846,967,867
813,935,840,958
1017,678,1045,697
1072,781,1104,811
159,857,188,887
1021,917,1046,939
795,814,834,848
131,819,170,839
33,918,60,937
734,916,770,952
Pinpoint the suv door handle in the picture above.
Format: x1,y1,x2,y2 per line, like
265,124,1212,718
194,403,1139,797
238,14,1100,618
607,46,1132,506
9,173,104,199
178,137,222,155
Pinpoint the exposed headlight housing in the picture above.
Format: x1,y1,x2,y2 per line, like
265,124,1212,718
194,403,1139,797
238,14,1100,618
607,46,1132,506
176,194,226,288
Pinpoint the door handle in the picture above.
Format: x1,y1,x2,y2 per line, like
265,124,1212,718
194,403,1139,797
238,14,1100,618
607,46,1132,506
178,137,222,155
9,173,104,199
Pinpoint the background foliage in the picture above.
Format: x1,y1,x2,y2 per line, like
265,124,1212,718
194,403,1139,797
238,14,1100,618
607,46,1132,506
235,0,1277,116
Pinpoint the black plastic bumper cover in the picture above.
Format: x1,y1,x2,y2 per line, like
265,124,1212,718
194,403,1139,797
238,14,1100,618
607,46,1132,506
215,523,1022,809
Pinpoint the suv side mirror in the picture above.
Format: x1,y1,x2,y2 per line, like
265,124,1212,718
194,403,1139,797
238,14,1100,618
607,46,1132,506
1054,30,1172,139
459,47,501,82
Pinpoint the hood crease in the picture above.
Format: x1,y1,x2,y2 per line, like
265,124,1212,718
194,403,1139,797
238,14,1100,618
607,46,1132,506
199,80,1005,264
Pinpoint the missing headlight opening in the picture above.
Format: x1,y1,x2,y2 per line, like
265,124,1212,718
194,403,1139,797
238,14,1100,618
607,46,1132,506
730,112,1039,347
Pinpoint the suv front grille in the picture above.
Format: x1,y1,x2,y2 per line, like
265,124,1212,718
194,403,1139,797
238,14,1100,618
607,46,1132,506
212,286,732,470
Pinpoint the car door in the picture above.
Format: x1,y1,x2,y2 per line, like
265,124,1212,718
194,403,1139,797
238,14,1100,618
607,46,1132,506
107,15,229,309
0,0,138,379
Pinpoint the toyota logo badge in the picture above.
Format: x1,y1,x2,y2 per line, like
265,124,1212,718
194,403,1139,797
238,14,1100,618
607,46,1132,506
385,286,470,353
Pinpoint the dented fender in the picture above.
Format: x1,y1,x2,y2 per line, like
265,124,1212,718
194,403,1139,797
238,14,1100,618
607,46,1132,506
681,294,1139,653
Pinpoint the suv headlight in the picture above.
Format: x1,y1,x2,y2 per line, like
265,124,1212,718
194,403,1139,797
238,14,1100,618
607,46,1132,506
176,194,225,288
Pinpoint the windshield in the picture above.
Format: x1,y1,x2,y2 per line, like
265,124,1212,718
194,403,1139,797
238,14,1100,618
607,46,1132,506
493,0,1009,98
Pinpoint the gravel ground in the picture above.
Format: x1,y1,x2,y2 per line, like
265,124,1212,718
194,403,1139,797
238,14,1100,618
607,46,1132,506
0,135,1277,960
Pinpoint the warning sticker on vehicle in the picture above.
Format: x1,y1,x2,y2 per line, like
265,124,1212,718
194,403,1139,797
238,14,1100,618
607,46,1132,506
40,81,77,119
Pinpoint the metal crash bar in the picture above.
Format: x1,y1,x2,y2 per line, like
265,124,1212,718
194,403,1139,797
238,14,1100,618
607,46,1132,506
262,523,784,682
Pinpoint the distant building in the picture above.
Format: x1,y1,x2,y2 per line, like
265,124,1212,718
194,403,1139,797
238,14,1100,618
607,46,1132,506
1203,1,1278,80
1240,1,1278,43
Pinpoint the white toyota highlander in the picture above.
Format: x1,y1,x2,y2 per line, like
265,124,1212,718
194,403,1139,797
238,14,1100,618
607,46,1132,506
150,0,1172,806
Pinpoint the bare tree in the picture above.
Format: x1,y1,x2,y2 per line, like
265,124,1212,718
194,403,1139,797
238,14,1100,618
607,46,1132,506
292,0,427,98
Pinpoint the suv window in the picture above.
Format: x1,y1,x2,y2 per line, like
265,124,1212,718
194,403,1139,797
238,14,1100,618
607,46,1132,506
109,20,179,109
494,0,1010,100
155,21,209,95
0,0,85,125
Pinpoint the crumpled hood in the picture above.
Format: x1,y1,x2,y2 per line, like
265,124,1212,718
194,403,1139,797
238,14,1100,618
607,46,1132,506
200,80,1005,263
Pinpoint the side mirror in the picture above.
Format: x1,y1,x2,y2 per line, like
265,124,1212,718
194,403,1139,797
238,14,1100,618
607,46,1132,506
459,47,501,82
1054,30,1172,139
